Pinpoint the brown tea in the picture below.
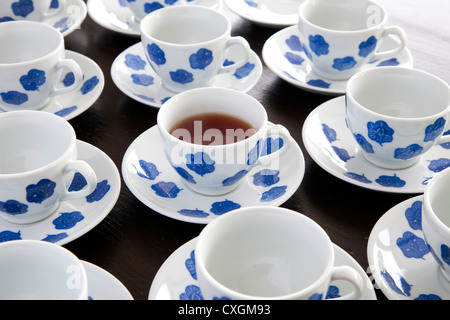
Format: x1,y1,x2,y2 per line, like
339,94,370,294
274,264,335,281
170,112,256,145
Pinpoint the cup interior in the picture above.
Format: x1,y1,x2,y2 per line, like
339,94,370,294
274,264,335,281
348,68,450,118
427,171,450,229
198,208,332,298
141,6,229,44
0,112,73,174
300,0,385,31
0,21,61,64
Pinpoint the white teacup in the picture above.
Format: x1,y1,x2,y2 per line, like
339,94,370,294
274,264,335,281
422,168,450,283
157,87,291,196
346,67,450,170
0,0,66,22
0,240,88,300
297,0,406,80
0,21,82,111
0,110,97,224
140,6,251,93
124,0,199,22
195,206,364,300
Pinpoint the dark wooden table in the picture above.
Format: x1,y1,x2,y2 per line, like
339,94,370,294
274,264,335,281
62,0,450,301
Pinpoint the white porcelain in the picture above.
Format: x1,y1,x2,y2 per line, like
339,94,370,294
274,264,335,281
0,140,120,245
87,0,223,37
149,238,377,300
0,240,88,300
302,96,450,193
0,21,83,111
83,261,133,300
111,42,261,108
157,88,291,195
125,0,199,22
368,195,450,300
140,6,251,93
262,26,412,95
0,0,66,22
297,0,406,80
0,111,97,224
224,0,302,28
422,169,450,282
122,124,304,223
346,67,450,170
194,207,364,300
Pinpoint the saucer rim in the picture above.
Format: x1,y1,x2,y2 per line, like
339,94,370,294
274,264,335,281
111,42,263,109
122,125,305,224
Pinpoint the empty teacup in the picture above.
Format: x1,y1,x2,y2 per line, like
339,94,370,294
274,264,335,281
0,21,82,111
0,110,97,224
124,0,199,22
346,67,450,170
422,168,450,283
140,6,251,93
0,240,88,300
195,206,364,300
157,87,291,195
297,0,406,80
0,0,65,22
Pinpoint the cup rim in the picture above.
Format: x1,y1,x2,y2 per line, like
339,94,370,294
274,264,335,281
195,206,335,299
0,21,63,66
0,110,76,178
298,0,388,34
157,87,268,149
139,6,231,47
423,169,450,233
346,66,450,122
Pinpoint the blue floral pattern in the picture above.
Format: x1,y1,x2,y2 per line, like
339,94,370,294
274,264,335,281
26,179,56,204
332,57,357,71
12,0,34,18
308,35,329,56
367,120,394,146
424,117,446,142
20,69,46,91
189,48,213,70
186,152,215,176
358,36,377,58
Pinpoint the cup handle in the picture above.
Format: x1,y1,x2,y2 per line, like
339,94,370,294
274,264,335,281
328,266,365,300
219,36,251,74
49,59,83,97
256,124,291,166
370,25,407,61
60,160,97,202
38,0,67,19
437,131,450,145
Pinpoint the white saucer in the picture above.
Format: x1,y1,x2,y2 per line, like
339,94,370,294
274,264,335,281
87,0,223,37
262,25,413,95
0,140,121,245
224,0,299,28
0,50,104,121
83,261,134,300
122,125,305,224
302,96,450,193
148,237,376,300
368,195,450,300
111,42,262,108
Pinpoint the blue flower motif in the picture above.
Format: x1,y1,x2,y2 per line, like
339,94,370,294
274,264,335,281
125,54,146,70
332,146,354,162
308,35,329,56
367,120,394,146
0,17,15,22
244,0,258,7
185,250,197,280
62,72,75,87
144,2,164,14
253,169,280,187
286,35,302,52
186,152,215,176
180,285,203,300
210,199,241,215
343,172,372,184
178,208,209,218
358,36,377,57
0,230,22,243
189,48,213,70
322,123,337,143
147,43,166,66
54,106,77,117
1,91,28,105
247,139,262,165
53,17,70,33
414,294,442,300
26,179,56,204
307,79,331,89
261,137,284,156
80,76,100,95
397,231,430,259
86,180,111,203
394,144,423,160
137,160,160,180
0,199,28,215
234,62,255,79
174,167,196,184
222,170,248,186
12,0,34,18
260,186,287,202
50,0,60,9
170,69,194,85
308,293,323,300
151,181,181,198
42,232,68,243
302,43,312,60
424,117,446,142
377,58,399,67
332,57,357,71
20,69,46,91
68,172,87,192
53,211,84,230
131,74,154,86
325,285,341,299
354,133,374,153
375,174,406,188
428,158,450,172
405,200,423,231
381,270,412,296
284,52,304,65
441,244,450,267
